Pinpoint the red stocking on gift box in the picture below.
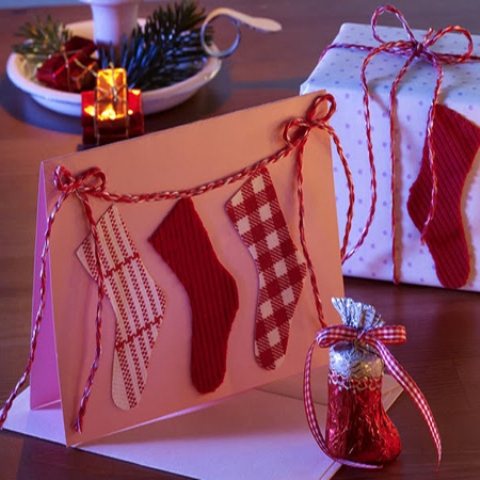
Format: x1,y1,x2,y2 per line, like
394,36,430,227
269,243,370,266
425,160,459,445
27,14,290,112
226,168,307,370
149,198,239,394
408,104,480,289
77,205,167,410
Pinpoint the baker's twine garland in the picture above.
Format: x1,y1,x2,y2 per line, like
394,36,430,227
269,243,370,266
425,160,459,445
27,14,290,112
322,4,479,282
304,324,442,469
0,93,355,433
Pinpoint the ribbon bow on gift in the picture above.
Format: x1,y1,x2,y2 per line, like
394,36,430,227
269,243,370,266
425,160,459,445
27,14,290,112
304,319,442,469
326,5,480,285
362,5,475,283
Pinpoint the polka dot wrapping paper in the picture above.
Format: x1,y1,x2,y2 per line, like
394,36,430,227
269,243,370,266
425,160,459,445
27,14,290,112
301,22,480,291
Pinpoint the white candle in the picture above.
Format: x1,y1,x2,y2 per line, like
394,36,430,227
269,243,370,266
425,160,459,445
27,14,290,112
80,0,142,48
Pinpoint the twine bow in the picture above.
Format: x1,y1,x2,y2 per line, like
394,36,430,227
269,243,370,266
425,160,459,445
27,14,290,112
369,5,474,64
55,165,106,195
365,5,474,283
0,94,354,434
284,94,355,264
283,94,336,146
325,5,477,282
304,323,442,469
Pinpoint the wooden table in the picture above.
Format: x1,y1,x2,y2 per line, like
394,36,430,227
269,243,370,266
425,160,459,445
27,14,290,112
1,1,479,478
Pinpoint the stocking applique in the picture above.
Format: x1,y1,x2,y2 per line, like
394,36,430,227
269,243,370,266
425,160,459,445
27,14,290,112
226,167,307,370
407,104,480,289
77,205,167,410
149,198,239,394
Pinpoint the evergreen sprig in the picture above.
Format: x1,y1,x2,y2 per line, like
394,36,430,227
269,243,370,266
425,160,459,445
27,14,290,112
12,15,71,61
99,0,213,91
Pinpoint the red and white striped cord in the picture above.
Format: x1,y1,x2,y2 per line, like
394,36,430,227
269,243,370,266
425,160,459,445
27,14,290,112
284,93,355,328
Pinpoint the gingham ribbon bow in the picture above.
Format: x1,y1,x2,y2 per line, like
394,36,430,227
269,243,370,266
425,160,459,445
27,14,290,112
304,323,442,468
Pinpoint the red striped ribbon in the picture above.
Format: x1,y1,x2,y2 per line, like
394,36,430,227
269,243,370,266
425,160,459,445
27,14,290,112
323,5,478,282
0,94,354,434
304,323,442,468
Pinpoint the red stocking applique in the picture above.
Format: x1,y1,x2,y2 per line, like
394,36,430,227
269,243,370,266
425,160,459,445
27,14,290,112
226,168,307,370
407,104,480,289
149,197,239,394
77,205,167,410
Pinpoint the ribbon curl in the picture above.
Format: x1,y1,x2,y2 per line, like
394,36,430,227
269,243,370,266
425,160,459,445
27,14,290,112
304,322,442,469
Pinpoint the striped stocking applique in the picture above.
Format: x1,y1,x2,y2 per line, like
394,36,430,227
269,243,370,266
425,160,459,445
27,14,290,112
77,205,167,410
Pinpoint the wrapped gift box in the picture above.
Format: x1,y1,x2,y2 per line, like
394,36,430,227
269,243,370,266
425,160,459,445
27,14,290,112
301,22,480,291
36,36,97,92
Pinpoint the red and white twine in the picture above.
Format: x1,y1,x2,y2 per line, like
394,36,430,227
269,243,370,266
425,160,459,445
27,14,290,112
284,94,355,328
304,324,442,468
0,93,353,433
323,4,479,281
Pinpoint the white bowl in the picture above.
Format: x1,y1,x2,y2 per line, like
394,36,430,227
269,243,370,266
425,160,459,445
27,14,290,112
6,19,222,117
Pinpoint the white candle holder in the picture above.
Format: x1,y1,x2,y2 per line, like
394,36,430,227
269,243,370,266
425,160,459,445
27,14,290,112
80,0,142,48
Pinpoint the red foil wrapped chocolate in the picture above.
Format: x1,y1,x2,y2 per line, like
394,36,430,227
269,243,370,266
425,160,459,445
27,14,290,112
304,298,441,469
36,36,97,92
325,298,401,465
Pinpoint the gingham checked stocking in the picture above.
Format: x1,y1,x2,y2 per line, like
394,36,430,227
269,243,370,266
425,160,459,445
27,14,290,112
226,167,307,370
149,197,239,394
77,205,167,410
407,104,480,289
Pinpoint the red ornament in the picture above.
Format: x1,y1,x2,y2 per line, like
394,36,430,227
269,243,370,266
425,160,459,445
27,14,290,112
304,298,442,469
36,36,97,92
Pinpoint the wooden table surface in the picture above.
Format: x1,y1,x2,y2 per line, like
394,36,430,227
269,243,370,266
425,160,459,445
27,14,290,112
1,1,480,478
